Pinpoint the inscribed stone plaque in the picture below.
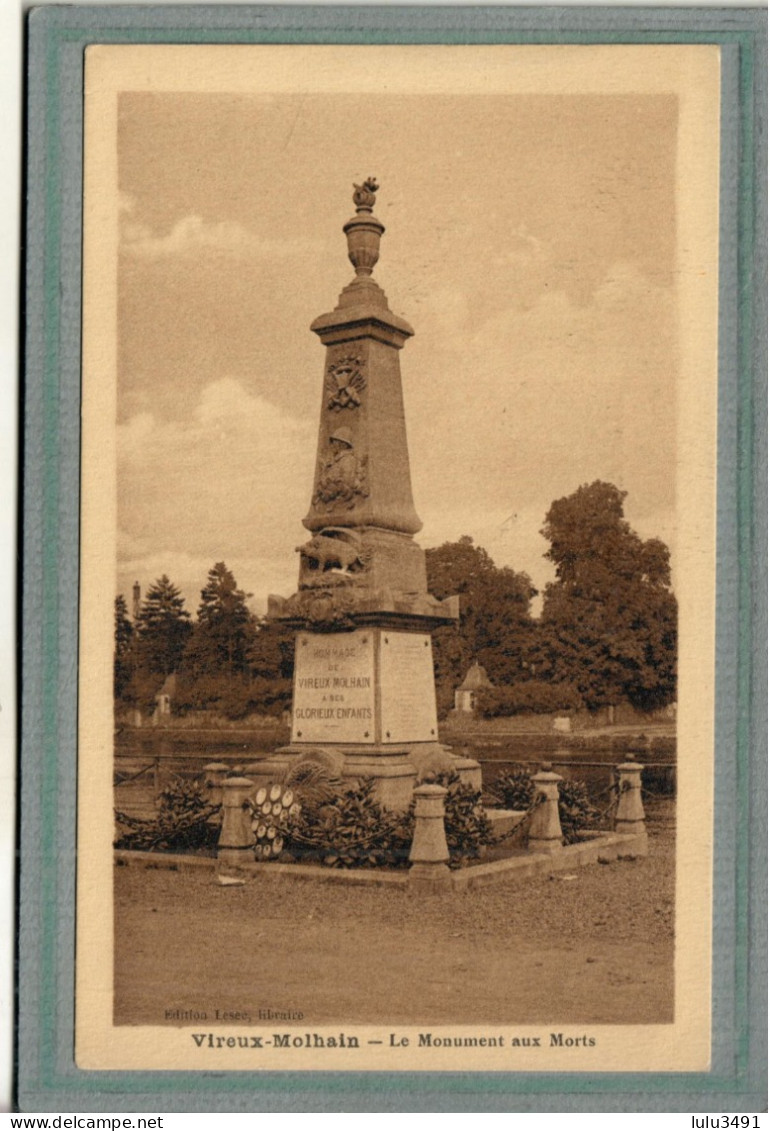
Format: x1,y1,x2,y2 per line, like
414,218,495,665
379,631,438,744
292,629,375,743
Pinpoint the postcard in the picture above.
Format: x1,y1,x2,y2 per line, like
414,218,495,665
68,41,728,1077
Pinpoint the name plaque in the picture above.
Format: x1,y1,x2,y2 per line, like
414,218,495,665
379,632,438,744
292,630,376,744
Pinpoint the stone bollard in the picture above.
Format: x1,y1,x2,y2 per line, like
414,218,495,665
203,762,229,813
409,784,452,890
217,775,256,868
528,765,564,853
614,760,648,855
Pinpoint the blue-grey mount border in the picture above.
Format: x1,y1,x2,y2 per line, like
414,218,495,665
20,5,767,1114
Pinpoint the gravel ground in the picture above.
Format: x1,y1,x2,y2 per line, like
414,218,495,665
114,800,674,1027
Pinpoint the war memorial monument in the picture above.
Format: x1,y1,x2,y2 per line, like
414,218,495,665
264,179,481,807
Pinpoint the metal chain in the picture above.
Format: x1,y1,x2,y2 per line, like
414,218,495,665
487,792,545,846
113,762,156,786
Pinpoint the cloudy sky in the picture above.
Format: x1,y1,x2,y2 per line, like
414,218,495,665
115,76,685,616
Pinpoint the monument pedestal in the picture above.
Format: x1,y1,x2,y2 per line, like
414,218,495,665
247,627,480,809
292,628,436,745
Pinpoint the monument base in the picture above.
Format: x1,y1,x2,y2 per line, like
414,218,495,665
244,742,481,811
245,626,480,809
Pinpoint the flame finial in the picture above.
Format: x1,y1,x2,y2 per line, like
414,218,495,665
352,177,379,211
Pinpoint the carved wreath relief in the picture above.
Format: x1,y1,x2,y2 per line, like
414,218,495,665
326,355,366,411
291,586,357,628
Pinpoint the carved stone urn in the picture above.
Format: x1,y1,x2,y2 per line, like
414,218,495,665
343,176,385,277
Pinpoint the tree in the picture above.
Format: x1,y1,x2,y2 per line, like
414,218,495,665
133,575,192,677
426,536,537,706
539,481,677,711
247,617,295,681
114,594,134,698
239,617,295,716
184,562,256,678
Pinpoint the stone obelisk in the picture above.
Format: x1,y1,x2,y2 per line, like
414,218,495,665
266,179,480,808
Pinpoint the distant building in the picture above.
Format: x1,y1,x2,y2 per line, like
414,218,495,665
152,673,177,723
454,661,493,713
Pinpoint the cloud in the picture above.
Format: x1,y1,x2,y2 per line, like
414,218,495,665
118,377,312,462
122,214,254,259
404,258,678,593
117,378,317,604
119,199,323,261
490,226,548,271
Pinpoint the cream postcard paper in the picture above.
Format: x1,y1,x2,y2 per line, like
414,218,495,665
78,44,719,1072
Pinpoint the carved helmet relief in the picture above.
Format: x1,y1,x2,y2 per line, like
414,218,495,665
312,425,369,511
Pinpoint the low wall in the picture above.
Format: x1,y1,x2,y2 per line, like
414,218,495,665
115,829,648,890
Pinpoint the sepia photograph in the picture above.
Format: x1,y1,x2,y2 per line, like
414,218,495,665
73,42,721,1075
